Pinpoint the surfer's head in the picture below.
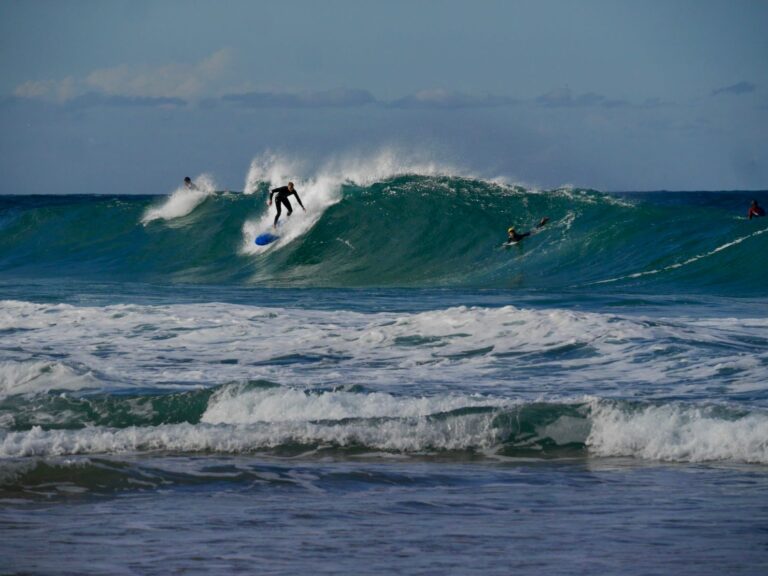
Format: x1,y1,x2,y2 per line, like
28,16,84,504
288,181,294,190
184,177,191,183
507,227,515,234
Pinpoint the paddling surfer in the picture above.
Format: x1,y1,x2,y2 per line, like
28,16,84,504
507,217,549,244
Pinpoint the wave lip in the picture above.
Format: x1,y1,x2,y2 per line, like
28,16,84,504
0,359,101,398
141,173,217,223
201,384,505,425
587,400,768,464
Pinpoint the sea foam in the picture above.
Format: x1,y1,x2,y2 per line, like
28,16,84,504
141,173,217,224
2,395,767,464
0,359,100,397
588,400,768,463
0,300,766,399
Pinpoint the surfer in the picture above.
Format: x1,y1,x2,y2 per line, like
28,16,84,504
507,217,549,244
269,181,305,227
184,177,198,191
747,199,765,219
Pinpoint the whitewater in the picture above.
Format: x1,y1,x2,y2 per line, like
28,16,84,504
1,153,767,575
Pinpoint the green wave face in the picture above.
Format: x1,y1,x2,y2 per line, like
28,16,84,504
0,179,765,293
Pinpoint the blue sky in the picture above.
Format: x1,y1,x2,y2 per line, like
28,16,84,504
1,0,766,194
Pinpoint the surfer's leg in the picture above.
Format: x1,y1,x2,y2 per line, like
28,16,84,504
283,197,293,217
274,198,283,226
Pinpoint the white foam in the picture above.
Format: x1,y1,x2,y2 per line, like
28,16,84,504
317,148,460,186
588,400,768,463
0,359,101,397
141,173,218,224
3,396,765,463
1,299,766,399
243,152,305,195
241,172,343,254
202,385,503,425
0,413,504,457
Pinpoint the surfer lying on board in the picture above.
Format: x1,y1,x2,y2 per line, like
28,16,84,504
507,217,549,243
184,177,198,190
269,182,305,227
748,199,765,220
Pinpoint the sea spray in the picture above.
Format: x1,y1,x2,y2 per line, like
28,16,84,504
141,173,218,223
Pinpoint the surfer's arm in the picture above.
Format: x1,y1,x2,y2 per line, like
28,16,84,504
294,192,305,210
269,187,284,204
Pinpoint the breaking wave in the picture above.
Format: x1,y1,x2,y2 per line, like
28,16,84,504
0,155,765,294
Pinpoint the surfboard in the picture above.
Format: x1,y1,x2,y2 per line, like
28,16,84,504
255,233,279,246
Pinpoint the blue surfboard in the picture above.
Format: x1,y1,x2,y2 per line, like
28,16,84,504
255,233,279,246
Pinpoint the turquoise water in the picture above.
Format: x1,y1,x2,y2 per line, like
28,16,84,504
1,177,767,574
1,181,766,293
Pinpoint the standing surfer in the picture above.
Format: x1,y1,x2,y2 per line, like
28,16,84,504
269,182,305,228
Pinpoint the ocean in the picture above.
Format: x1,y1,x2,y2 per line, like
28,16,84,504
1,161,767,575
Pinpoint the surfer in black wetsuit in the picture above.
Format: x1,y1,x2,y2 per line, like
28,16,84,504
507,217,549,244
184,177,198,190
269,181,305,227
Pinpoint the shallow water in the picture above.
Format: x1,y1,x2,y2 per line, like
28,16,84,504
3,456,767,576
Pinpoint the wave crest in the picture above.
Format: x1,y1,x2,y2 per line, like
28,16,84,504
2,385,766,464
141,173,218,223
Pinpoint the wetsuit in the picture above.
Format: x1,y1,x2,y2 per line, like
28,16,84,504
748,204,765,219
270,186,305,226
507,218,549,243
508,231,530,243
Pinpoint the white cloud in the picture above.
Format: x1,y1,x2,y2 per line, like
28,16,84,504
85,48,233,99
13,49,234,103
14,77,79,102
